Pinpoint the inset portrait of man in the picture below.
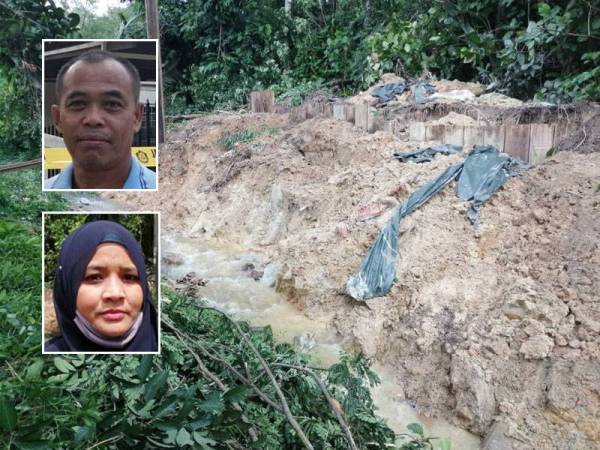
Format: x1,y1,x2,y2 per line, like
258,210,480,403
45,50,156,189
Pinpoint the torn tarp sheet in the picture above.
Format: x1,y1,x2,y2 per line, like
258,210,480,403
346,163,463,301
346,146,522,301
414,81,436,104
371,80,436,104
457,145,512,225
394,144,463,163
371,82,409,103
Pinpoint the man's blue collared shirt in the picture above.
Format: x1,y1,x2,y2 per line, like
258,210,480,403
45,156,156,189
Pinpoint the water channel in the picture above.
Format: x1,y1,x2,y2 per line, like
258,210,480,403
162,234,481,450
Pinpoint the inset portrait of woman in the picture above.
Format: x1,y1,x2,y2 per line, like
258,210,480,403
44,220,158,352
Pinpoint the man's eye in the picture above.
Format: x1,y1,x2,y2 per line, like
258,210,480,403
105,101,123,110
67,101,85,109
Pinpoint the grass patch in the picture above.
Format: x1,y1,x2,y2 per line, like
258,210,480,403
0,168,66,225
273,79,332,107
218,127,280,151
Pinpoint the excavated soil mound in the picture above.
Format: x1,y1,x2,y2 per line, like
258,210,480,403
557,114,600,154
109,112,600,449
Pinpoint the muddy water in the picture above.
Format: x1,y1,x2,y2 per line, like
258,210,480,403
162,235,342,367
372,363,481,449
163,234,481,450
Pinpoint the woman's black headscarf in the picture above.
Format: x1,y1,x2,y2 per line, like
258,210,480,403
45,220,158,352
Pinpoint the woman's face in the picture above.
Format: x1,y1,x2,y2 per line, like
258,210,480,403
76,243,144,338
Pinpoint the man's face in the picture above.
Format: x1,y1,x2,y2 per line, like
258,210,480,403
51,59,143,174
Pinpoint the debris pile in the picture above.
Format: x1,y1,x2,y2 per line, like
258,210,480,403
360,74,516,109
557,113,600,154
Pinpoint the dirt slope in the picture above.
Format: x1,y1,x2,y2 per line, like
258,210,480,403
109,112,600,449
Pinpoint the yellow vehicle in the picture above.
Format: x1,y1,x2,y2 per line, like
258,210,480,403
44,147,156,170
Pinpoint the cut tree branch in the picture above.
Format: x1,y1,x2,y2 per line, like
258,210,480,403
199,307,315,450
274,363,359,450
162,318,262,441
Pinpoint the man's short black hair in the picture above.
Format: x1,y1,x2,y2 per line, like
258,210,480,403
54,49,141,103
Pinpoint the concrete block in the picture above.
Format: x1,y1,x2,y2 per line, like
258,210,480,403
463,127,484,152
504,124,531,162
371,112,386,132
444,126,465,147
483,126,505,151
355,103,369,130
305,101,320,118
529,123,555,165
553,120,578,147
409,122,426,141
333,103,345,121
344,104,355,122
289,105,307,123
425,124,445,142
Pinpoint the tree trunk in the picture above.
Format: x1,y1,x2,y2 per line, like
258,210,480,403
145,0,165,144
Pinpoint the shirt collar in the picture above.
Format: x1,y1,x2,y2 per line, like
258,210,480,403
50,163,75,189
123,156,148,189
50,157,147,189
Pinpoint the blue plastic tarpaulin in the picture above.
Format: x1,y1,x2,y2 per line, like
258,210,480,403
414,81,436,104
394,144,463,163
370,80,436,104
346,146,524,301
371,82,409,103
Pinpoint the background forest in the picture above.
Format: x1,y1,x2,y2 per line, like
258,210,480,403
0,0,599,162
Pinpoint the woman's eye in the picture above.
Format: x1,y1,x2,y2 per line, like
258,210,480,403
85,273,102,282
124,274,139,282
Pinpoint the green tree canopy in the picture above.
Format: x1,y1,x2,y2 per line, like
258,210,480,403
0,0,80,161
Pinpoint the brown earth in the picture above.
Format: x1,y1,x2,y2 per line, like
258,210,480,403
557,113,600,154
108,107,600,449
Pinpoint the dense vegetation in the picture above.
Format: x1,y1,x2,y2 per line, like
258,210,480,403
0,0,79,162
144,0,600,111
1,0,598,163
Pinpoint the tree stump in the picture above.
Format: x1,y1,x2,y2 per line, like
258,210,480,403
250,91,274,113
289,105,307,123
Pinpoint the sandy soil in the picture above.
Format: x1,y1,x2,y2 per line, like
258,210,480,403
108,104,600,449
